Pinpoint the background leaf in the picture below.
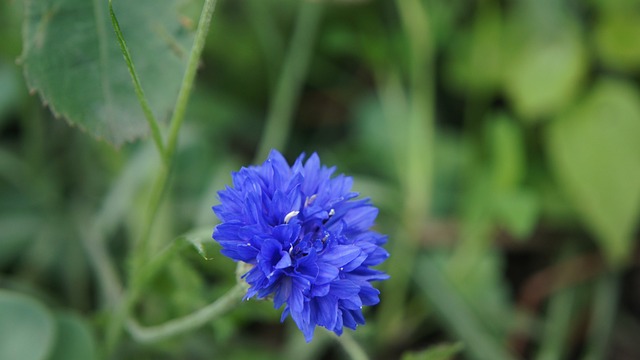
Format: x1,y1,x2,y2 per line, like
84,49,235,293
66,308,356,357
21,0,193,145
0,290,56,360
546,78,640,264
593,10,640,72
416,254,515,360
401,342,464,360
48,313,97,360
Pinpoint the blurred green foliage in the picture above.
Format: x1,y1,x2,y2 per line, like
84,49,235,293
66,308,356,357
1,0,640,359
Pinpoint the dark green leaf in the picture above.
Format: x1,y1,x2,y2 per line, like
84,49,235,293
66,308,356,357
21,0,193,145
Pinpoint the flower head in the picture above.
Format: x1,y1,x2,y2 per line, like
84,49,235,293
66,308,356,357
213,149,389,341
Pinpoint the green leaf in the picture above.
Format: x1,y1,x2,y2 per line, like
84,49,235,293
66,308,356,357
132,227,217,290
494,189,539,240
48,313,97,360
487,114,524,191
504,17,587,120
594,11,640,72
401,343,464,360
416,254,515,360
534,279,580,360
445,2,503,95
0,60,23,122
0,213,40,266
0,290,56,360
181,227,218,260
546,78,640,264
21,0,193,145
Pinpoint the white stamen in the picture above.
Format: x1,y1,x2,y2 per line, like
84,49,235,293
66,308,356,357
329,208,335,217
305,194,318,207
284,210,300,224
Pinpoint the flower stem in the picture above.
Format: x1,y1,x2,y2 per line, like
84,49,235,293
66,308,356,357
334,332,370,360
254,0,323,162
164,0,219,164
105,0,220,351
108,0,165,159
126,284,246,343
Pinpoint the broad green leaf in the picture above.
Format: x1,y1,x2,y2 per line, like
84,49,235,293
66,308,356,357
48,313,97,360
401,343,464,360
504,15,587,121
0,290,56,360
594,11,640,72
21,0,193,145
546,78,640,264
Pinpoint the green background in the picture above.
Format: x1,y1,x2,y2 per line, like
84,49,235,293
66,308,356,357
1,0,640,359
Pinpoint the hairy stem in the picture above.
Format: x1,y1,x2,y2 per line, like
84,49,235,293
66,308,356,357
126,284,245,343
164,0,219,163
105,0,220,351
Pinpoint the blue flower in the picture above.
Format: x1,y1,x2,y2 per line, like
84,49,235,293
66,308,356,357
213,149,389,342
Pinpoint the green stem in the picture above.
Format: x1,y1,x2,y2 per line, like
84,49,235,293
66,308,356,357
109,0,165,158
164,0,219,164
582,272,620,360
254,1,323,162
126,284,245,343
105,0,220,351
130,164,169,273
334,332,370,360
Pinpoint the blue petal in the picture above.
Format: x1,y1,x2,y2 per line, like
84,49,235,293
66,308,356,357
321,245,362,267
289,276,308,313
359,284,381,306
311,283,331,297
316,264,339,285
342,309,357,330
312,295,338,330
273,277,292,309
275,252,292,269
330,279,360,299
295,249,320,280
257,238,282,275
